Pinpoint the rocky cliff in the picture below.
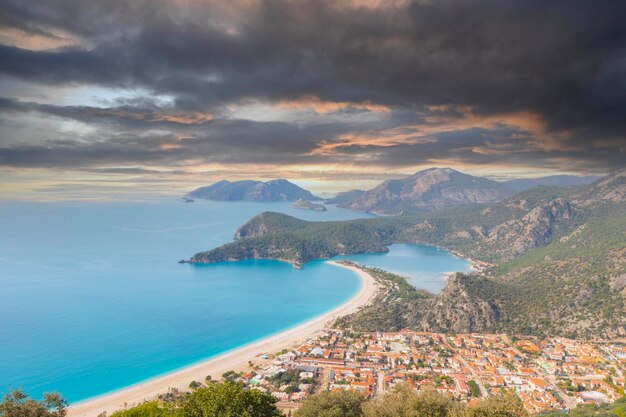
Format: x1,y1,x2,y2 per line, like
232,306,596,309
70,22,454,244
418,274,500,333
480,198,573,260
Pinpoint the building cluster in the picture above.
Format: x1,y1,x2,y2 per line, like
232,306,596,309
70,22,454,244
221,330,625,415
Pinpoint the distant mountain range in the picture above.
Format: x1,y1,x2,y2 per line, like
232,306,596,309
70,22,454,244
327,168,603,215
330,168,513,215
501,175,602,191
187,179,319,202
324,189,366,205
187,170,603,213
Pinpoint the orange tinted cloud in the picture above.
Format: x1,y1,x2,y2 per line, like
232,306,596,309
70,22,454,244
82,108,213,124
311,128,436,156
423,106,546,135
275,96,391,114
310,105,572,158
422,106,579,152
0,27,81,50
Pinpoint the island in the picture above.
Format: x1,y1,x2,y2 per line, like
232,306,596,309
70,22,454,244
291,199,327,211
186,179,320,202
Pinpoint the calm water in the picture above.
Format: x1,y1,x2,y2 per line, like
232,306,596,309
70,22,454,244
0,200,467,402
334,243,471,293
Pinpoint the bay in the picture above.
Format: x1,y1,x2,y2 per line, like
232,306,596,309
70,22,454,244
0,200,467,402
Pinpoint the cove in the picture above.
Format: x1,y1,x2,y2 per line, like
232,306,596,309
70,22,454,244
333,243,472,293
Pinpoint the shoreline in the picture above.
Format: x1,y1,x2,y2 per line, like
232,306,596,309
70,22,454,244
67,261,379,417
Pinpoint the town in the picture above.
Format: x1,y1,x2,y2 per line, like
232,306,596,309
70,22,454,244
208,330,626,415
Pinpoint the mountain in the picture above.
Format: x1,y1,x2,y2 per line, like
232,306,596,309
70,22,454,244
336,167,513,215
187,179,319,202
502,175,602,191
325,189,366,205
186,169,626,338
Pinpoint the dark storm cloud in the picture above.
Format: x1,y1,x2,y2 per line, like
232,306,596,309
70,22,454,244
0,0,625,173
81,167,189,175
342,127,626,172
0,116,349,168
0,114,611,174
0,97,216,127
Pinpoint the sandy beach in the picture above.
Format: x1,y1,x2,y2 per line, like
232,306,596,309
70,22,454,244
68,261,378,417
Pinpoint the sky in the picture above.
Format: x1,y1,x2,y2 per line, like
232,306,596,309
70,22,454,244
0,0,625,200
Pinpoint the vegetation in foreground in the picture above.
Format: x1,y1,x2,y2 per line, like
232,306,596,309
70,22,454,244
3,384,625,417
0,390,67,417
295,386,530,417
109,382,280,417
542,397,626,417
0,385,529,417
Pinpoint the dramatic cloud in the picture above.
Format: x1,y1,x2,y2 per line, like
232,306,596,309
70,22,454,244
0,0,624,197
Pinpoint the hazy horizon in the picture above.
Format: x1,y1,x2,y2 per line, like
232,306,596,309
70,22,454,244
0,166,607,202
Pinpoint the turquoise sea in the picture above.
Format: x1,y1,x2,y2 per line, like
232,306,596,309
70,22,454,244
0,200,468,403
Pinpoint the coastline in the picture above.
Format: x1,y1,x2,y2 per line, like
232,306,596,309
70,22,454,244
67,261,379,417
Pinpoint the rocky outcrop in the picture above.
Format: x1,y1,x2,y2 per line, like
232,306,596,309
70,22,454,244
573,168,626,205
483,198,573,259
291,199,327,211
419,274,500,333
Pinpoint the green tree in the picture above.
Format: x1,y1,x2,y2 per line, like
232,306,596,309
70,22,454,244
542,397,626,417
363,386,463,417
183,381,280,417
110,400,182,417
294,390,364,417
0,390,68,417
468,380,481,398
467,392,528,417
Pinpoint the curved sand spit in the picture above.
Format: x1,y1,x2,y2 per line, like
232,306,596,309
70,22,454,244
68,261,378,417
